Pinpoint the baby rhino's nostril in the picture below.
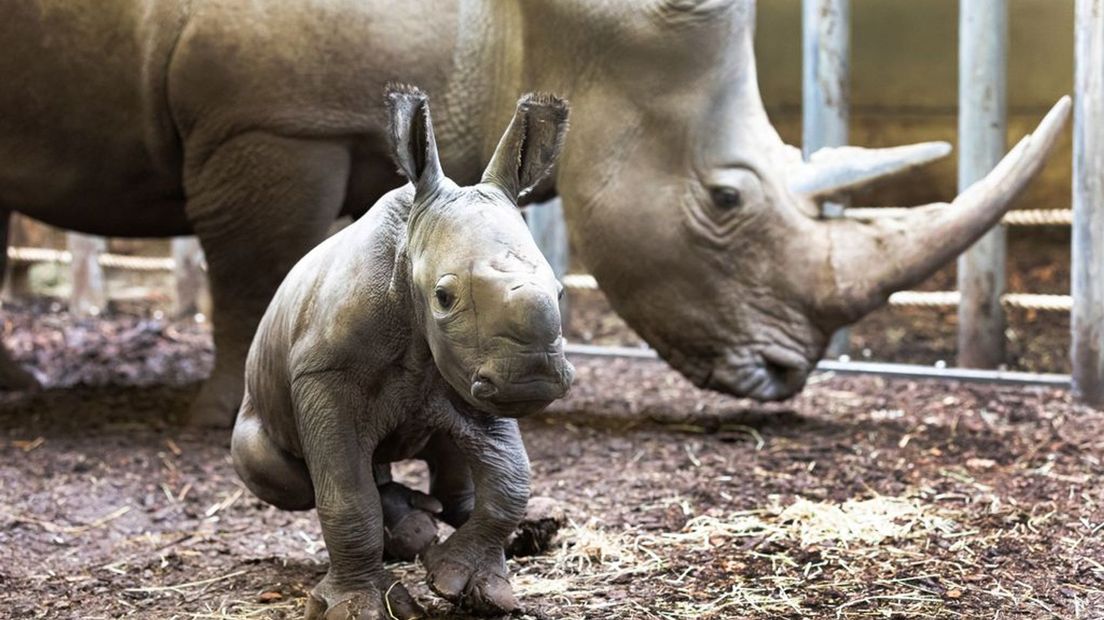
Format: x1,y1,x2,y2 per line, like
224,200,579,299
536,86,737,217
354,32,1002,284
471,374,499,400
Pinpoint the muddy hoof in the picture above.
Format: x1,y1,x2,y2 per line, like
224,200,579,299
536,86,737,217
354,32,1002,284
423,542,517,616
507,496,566,558
306,571,422,620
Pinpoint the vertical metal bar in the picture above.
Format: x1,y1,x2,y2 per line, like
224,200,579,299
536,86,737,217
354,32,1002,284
171,237,209,318
957,0,1009,369
527,198,571,329
1073,0,1104,405
67,233,106,316
803,0,851,357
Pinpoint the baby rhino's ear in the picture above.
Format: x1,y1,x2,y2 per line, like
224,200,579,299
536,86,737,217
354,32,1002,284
481,93,570,202
385,84,444,194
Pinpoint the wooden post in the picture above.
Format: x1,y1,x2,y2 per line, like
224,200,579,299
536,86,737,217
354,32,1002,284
67,233,107,316
803,0,851,357
526,198,570,328
172,237,209,318
1073,0,1104,405
957,0,1009,369
2,215,44,302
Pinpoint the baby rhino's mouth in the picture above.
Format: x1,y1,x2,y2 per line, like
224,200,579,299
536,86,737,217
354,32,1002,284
469,356,575,416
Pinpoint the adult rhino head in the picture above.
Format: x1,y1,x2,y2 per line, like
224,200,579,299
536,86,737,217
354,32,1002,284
505,0,1069,400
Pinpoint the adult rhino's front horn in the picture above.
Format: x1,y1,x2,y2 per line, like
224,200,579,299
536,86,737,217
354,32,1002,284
811,96,1071,324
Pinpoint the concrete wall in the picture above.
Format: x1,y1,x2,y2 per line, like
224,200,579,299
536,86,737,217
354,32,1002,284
754,0,1074,209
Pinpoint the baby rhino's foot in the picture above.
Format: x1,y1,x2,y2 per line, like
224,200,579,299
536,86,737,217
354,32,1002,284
423,540,517,615
305,572,422,620
380,481,443,561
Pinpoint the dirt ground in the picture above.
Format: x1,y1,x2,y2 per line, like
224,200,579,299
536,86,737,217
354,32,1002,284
0,297,1102,620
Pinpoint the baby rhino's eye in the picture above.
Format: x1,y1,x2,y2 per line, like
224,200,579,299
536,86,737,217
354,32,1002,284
434,287,455,311
433,273,461,313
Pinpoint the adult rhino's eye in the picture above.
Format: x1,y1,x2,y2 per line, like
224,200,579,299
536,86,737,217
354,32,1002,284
701,167,765,218
710,186,743,210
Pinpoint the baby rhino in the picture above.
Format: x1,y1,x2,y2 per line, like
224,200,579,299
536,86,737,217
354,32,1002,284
231,85,574,619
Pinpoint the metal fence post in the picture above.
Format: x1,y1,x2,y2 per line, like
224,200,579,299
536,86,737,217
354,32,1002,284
1073,0,1104,405
171,237,209,318
526,198,570,329
67,233,106,316
957,0,1009,369
803,0,851,357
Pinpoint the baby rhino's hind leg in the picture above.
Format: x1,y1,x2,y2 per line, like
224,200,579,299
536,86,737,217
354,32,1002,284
231,395,314,510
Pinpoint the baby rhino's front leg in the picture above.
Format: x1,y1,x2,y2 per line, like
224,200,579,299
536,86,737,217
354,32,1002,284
423,415,530,615
294,375,422,620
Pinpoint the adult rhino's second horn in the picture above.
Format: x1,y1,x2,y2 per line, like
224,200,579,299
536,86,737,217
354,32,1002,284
817,96,1071,324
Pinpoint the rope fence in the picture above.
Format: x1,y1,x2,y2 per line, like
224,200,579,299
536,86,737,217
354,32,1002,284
5,207,1075,313
844,208,1073,227
562,274,1073,312
8,246,187,272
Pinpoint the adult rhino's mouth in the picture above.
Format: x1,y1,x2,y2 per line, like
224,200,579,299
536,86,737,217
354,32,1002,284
703,345,812,402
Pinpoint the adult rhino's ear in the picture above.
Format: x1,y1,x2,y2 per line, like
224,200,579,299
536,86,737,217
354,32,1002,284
385,83,444,194
482,93,570,202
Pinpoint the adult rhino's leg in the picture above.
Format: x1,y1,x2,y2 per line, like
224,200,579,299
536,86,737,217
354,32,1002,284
0,211,40,391
183,133,349,427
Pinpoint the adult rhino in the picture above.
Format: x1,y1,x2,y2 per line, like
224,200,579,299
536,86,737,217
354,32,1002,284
2,0,1067,426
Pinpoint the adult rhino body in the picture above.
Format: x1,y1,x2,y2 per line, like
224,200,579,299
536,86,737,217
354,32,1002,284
3,0,473,424
1,0,1067,426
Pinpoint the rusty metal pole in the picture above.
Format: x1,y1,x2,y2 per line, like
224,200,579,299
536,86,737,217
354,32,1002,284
803,0,851,358
1073,0,1104,405
957,0,1009,369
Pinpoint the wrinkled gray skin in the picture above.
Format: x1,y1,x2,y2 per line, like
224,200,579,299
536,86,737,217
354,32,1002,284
231,87,574,619
0,0,1065,423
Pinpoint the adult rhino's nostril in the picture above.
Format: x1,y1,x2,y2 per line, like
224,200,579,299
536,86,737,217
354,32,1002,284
763,359,794,383
471,375,499,400
759,349,810,398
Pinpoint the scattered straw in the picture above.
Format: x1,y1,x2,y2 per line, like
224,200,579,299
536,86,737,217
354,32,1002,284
492,494,976,618
4,505,131,535
779,496,957,547
124,570,247,595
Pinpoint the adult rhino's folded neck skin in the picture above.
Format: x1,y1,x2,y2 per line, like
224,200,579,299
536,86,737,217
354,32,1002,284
459,0,1069,402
